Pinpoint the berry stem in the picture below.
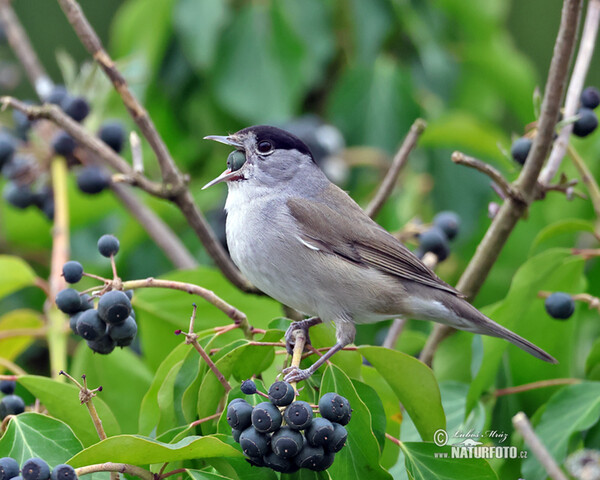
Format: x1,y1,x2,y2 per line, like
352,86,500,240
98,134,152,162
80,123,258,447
75,463,153,480
189,411,222,428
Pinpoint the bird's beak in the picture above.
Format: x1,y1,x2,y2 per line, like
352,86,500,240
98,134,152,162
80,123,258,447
202,168,240,189
203,134,243,148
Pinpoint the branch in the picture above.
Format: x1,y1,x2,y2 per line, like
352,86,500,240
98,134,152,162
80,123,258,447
289,329,307,391
539,0,600,185
75,464,153,480
365,119,426,217
420,0,583,365
512,412,569,480
60,371,107,441
494,378,581,396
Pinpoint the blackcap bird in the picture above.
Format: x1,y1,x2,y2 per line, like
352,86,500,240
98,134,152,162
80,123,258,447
203,125,557,382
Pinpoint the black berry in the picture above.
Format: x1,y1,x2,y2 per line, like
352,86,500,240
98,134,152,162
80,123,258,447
239,426,270,457
76,310,106,341
324,423,348,452
55,288,82,314
62,96,90,123
319,392,351,425
98,290,131,324
305,417,335,447
62,261,83,283
13,109,31,137
107,316,137,346
80,294,94,310
97,234,120,257
86,334,116,354
0,457,19,480
51,131,76,156
125,290,134,300
268,381,295,406
573,108,598,137
0,380,15,395
271,426,304,459
50,464,77,480
45,85,68,106
2,155,33,181
232,428,242,443
3,182,36,209
510,137,532,165
0,132,16,168
251,402,282,433
294,445,333,471
98,121,125,153
22,458,50,480
262,452,299,473
283,400,313,430
69,311,83,334
76,166,111,194
0,395,25,418
544,292,575,320
33,185,54,220
240,379,257,395
226,399,253,430
417,227,450,262
433,211,460,241
581,86,600,110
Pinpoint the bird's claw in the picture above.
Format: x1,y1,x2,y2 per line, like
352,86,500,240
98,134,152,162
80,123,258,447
282,365,313,383
284,320,312,355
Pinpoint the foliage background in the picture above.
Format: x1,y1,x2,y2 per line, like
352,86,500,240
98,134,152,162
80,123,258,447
1,0,600,479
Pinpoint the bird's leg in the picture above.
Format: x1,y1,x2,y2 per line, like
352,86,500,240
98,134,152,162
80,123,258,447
284,316,322,355
283,341,346,383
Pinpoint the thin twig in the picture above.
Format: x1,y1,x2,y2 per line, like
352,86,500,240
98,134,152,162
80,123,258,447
539,0,600,185
381,318,407,350
75,463,153,480
59,371,107,440
572,248,600,259
420,0,582,366
512,412,569,480
366,119,426,217
451,151,525,203
567,145,600,218
289,329,307,392
0,358,27,375
189,411,222,428
495,378,581,396
0,326,51,340
385,432,402,447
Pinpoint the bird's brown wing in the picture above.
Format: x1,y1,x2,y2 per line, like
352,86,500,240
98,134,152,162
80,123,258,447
287,189,462,297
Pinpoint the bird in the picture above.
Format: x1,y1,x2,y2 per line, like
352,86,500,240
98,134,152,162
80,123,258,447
203,125,557,382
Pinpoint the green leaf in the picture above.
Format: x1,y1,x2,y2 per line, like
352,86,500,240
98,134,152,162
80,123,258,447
0,255,36,299
18,375,120,447
0,413,83,465
522,382,600,480
320,364,392,480
186,470,235,480
71,343,152,433
530,218,595,255
585,338,600,380
360,346,445,441
67,434,242,467
352,379,387,451
347,0,393,65
401,442,497,480
0,309,44,366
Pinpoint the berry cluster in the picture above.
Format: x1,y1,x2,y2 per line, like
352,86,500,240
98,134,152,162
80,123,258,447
227,380,351,473
511,86,599,165
416,211,460,262
0,380,25,420
0,457,77,480
544,292,575,320
55,234,137,354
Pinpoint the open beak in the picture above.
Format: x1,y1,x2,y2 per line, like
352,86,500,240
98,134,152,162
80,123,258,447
202,134,245,189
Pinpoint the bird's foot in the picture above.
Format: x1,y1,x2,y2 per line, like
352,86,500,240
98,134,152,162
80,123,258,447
282,365,313,383
284,317,321,355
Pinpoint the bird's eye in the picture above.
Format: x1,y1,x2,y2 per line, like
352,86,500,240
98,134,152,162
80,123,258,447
257,141,273,154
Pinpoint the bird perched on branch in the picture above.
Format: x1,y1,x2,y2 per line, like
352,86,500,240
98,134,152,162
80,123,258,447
203,125,556,382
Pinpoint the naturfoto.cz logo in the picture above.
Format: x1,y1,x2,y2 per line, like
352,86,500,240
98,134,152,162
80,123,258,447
433,429,528,459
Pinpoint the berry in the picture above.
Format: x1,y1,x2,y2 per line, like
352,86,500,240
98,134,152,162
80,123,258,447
69,311,83,334
240,379,257,395
45,85,68,106
76,166,111,194
55,288,82,314
33,185,54,220
97,234,120,257
319,392,351,425
283,401,313,430
87,334,116,354
294,445,333,471
13,109,31,136
244,456,265,467
62,261,83,283
510,137,532,165
271,426,304,459
22,458,50,480
544,292,575,320
107,316,137,345
76,310,106,341
98,121,125,153
0,132,16,168
0,380,15,395
305,417,335,447
0,457,19,480
251,402,282,433
50,465,77,480
232,428,242,443
3,182,36,209
62,96,90,122
226,399,253,430
433,211,460,241
227,150,246,172
573,108,598,137
125,290,134,300
0,394,25,418
80,294,94,311
239,426,270,457
2,155,33,181
263,452,299,473
418,227,450,262
51,131,76,156
98,290,131,324
324,423,347,452
268,381,295,406
581,86,600,109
